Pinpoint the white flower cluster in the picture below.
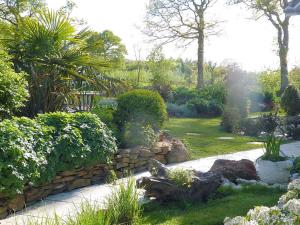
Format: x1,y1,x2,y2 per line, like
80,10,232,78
288,179,300,192
283,199,300,216
224,179,300,225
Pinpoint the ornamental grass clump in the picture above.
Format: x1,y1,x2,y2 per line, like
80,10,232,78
25,202,106,225
262,134,285,162
166,168,195,188
104,178,141,225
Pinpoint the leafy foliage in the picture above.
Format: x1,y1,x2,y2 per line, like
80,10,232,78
124,122,158,148
170,83,225,117
240,118,262,137
147,46,173,100
0,49,28,119
86,30,127,67
1,7,124,116
221,107,241,133
166,103,197,118
166,168,194,188
0,117,50,196
281,85,300,116
259,112,280,134
0,112,117,197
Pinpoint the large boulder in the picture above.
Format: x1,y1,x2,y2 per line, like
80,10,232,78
209,159,259,183
138,159,222,202
166,139,189,164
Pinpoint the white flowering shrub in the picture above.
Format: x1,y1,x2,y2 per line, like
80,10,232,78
224,179,300,225
288,179,300,192
283,199,300,216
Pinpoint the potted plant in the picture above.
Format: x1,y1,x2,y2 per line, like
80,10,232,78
256,134,293,184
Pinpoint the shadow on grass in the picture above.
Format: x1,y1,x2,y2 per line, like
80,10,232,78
140,185,284,225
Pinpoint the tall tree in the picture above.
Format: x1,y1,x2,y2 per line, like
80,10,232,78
86,30,127,67
144,0,220,89
147,46,172,99
230,0,290,93
0,0,45,24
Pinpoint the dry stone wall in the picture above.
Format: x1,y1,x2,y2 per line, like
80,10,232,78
0,137,188,219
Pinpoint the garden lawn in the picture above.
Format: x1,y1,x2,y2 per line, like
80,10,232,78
165,117,262,159
141,186,284,225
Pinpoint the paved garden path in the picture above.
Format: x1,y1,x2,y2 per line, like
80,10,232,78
2,141,300,225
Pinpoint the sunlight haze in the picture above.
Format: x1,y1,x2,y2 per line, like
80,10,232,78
47,0,300,72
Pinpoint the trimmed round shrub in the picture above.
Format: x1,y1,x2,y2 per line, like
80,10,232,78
281,85,300,116
0,50,28,119
115,90,167,129
123,122,158,148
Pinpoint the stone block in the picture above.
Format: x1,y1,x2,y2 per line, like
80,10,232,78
25,188,43,203
140,149,154,158
157,142,171,154
53,176,76,183
0,206,8,219
68,179,91,191
116,162,129,169
7,195,25,211
59,170,78,177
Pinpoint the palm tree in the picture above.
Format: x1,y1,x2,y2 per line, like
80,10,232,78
2,9,123,116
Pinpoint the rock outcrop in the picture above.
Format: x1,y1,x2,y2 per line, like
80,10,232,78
209,159,259,183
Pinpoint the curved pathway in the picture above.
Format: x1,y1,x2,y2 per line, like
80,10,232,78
2,141,300,225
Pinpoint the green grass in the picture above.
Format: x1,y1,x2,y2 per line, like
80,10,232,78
164,117,262,159
140,186,284,225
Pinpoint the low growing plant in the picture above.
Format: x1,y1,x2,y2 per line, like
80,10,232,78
259,112,280,134
166,168,195,188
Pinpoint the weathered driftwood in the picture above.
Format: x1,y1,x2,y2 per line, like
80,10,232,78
137,160,222,202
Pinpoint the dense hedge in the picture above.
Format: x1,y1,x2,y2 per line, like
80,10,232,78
0,112,117,197
115,90,167,129
169,84,225,117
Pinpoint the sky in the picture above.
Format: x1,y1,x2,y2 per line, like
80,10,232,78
46,0,300,72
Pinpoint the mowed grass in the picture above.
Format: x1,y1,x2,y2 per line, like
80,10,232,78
141,186,284,225
165,118,262,159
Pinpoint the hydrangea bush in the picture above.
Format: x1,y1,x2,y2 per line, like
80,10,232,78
0,112,117,197
224,179,300,225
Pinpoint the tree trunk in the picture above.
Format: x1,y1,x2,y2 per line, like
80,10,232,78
279,46,289,94
279,20,290,94
197,33,205,89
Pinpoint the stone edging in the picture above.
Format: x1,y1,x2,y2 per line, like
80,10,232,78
0,137,188,219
